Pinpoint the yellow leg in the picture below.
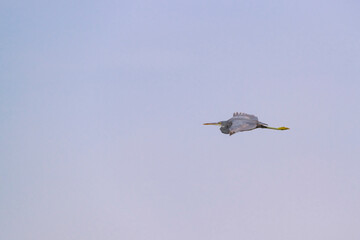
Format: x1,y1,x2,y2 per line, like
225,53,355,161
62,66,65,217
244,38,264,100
265,126,289,130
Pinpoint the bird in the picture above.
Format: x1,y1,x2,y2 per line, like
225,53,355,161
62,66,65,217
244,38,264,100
203,112,289,136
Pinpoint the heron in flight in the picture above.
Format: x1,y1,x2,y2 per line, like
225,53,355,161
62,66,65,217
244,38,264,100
203,112,289,136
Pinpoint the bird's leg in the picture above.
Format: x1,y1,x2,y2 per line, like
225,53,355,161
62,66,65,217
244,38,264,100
263,126,289,130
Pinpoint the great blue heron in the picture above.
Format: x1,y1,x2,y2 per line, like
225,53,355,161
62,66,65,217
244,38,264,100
203,112,289,136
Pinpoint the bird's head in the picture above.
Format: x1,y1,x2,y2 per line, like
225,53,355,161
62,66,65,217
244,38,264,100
203,121,226,126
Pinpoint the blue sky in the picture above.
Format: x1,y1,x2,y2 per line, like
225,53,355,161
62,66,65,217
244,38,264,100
1,1,360,239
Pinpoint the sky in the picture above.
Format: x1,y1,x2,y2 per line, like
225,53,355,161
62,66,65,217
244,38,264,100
1,0,360,239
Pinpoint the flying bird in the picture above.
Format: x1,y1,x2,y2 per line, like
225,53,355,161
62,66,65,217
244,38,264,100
203,112,289,136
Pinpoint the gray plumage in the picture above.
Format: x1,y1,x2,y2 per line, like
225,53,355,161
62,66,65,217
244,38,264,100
203,112,289,136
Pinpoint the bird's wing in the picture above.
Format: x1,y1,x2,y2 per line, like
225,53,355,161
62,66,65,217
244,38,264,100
229,119,258,133
232,112,258,121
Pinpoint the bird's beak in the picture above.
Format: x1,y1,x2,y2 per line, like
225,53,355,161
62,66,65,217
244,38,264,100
203,122,221,126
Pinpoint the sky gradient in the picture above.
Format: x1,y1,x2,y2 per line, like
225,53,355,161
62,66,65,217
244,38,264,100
1,1,360,239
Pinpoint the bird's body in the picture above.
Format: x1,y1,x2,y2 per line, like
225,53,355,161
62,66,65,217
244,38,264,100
204,112,289,136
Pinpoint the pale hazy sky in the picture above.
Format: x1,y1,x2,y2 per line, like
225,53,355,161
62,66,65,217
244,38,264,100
1,1,360,240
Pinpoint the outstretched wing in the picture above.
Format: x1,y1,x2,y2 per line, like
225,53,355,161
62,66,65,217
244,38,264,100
232,112,258,121
229,120,258,134
228,112,259,135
